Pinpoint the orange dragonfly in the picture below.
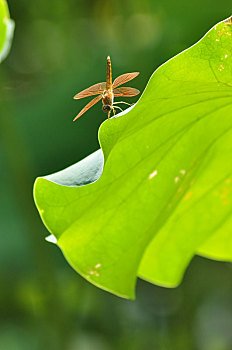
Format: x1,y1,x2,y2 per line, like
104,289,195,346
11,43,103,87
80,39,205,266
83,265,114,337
73,56,140,121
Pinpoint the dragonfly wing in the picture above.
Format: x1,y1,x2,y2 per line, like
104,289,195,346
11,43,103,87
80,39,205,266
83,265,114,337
73,95,102,121
113,87,140,97
73,82,106,99
113,72,139,88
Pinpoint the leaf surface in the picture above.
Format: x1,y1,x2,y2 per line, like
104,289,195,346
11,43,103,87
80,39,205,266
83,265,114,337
0,0,14,62
34,17,232,299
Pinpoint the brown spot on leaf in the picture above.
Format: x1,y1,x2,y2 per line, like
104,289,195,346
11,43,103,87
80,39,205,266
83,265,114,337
218,64,224,71
225,17,232,25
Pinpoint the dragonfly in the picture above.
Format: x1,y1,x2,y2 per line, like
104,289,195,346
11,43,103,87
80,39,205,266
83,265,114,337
73,56,140,121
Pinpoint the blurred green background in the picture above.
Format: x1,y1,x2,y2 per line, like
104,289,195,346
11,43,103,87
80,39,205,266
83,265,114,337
1,0,232,349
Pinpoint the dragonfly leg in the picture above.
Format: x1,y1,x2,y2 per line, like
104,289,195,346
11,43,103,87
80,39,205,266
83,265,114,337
108,111,110,119
113,105,123,112
113,101,134,106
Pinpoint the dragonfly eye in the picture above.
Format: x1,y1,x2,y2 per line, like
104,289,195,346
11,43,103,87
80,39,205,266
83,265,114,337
102,105,111,113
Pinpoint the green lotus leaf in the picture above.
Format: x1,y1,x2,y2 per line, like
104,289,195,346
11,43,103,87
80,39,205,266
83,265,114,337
34,17,232,299
0,0,14,62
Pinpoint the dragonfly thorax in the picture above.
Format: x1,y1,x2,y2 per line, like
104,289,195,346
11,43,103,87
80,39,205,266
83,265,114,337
102,90,113,106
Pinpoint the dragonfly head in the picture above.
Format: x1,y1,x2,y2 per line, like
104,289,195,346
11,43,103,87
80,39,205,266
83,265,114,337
102,104,112,113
